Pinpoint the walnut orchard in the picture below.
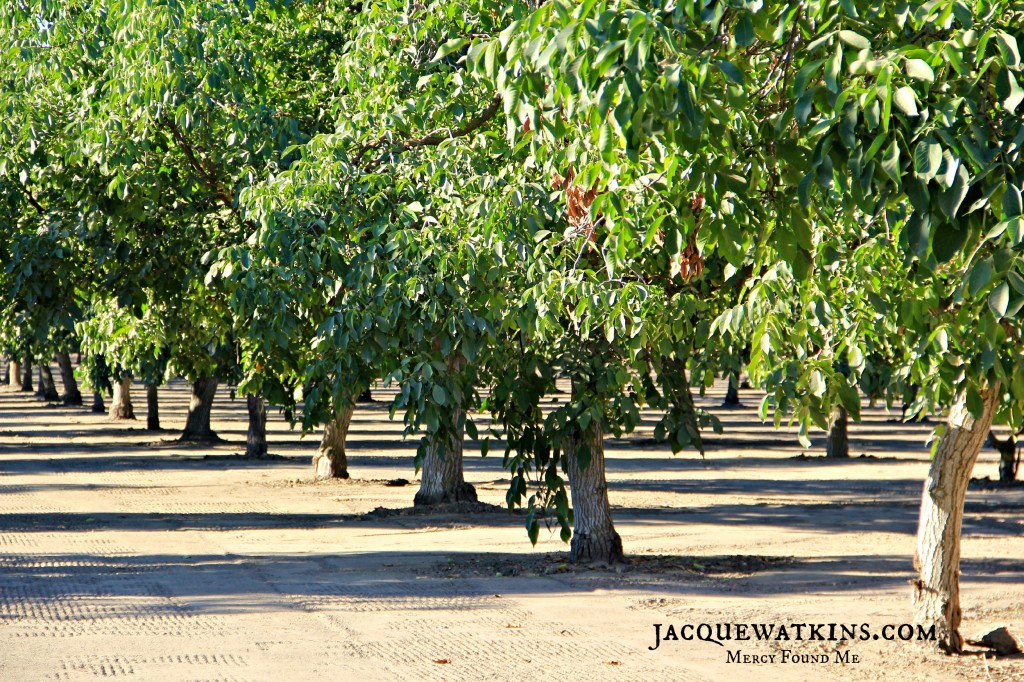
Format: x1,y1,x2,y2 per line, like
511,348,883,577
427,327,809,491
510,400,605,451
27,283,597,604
3,0,1024,657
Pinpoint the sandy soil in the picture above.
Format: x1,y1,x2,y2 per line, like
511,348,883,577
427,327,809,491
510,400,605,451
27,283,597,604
1,370,1022,681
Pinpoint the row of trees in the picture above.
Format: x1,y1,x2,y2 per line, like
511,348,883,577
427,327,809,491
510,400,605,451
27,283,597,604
2,0,1022,654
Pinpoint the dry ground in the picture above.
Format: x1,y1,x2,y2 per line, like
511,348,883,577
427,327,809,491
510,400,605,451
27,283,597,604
1,369,1023,681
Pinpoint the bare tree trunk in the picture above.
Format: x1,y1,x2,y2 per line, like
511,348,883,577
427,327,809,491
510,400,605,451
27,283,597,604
55,351,82,405
180,377,219,441
565,386,623,565
722,372,742,407
38,365,59,402
246,394,268,458
826,407,849,458
313,403,355,479
357,387,373,403
414,404,477,506
91,390,105,413
8,359,20,388
110,376,136,420
146,384,160,431
913,386,999,653
19,357,32,392
989,431,1020,483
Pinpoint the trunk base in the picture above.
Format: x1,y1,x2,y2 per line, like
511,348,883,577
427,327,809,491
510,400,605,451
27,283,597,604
312,453,350,479
146,385,161,431
38,366,59,402
569,529,625,565
826,407,849,458
56,351,82,406
180,377,219,442
245,394,269,458
413,482,478,507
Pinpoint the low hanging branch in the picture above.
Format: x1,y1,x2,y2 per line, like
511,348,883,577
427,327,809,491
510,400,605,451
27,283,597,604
357,93,502,170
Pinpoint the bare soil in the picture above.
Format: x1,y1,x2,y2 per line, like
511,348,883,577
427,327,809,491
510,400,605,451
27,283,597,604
1,372,1023,681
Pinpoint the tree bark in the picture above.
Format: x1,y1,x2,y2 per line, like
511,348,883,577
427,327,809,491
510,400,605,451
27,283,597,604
38,365,59,402
913,386,999,653
8,359,20,388
91,390,105,413
357,387,373,403
565,391,624,564
180,376,219,441
146,384,160,431
826,407,849,458
722,372,742,407
313,403,355,479
246,394,268,458
55,351,82,405
110,375,136,420
19,357,32,392
414,404,477,506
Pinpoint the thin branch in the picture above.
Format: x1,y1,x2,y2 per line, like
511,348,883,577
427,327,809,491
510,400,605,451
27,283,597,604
17,183,46,215
360,93,502,170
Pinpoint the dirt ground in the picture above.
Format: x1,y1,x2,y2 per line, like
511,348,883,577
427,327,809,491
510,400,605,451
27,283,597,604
1,370,1023,681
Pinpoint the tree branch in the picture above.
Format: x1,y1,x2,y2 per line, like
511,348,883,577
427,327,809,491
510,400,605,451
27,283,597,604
160,115,236,213
17,183,46,215
359,93,502,170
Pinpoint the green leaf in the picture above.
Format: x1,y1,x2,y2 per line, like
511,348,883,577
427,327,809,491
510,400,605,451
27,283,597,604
825,45,843,93
809,370,825,397
838,30,870,50
433,38,469,63
734,14,754,47
1007,217,1024,245
932,225,968,263
989,282,1010,318
938,165,970,219
995,31,1021,68
1004,185,1023,218
904,58,935,82
914,138,942,179
969,257,994,297
1003,72,1024,113
881,140,901,182
431,384,448,406
716,60,745,86
893,86,918,116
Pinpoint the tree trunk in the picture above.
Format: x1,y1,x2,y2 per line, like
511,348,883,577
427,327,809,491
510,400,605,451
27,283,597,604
414,404,477,506
722,372,742,407
8,359,20,388
110,376,136,420
19,357,32,392
357,387,373,403
38,365,59,402
565,390,624,565
313,403,355,479
55,351,82,405
913,385,999,653
826,407,849,458
180,377,219,441
91,390,105,413
146,384,160,431
998,445,1019,483
246,394,268,458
